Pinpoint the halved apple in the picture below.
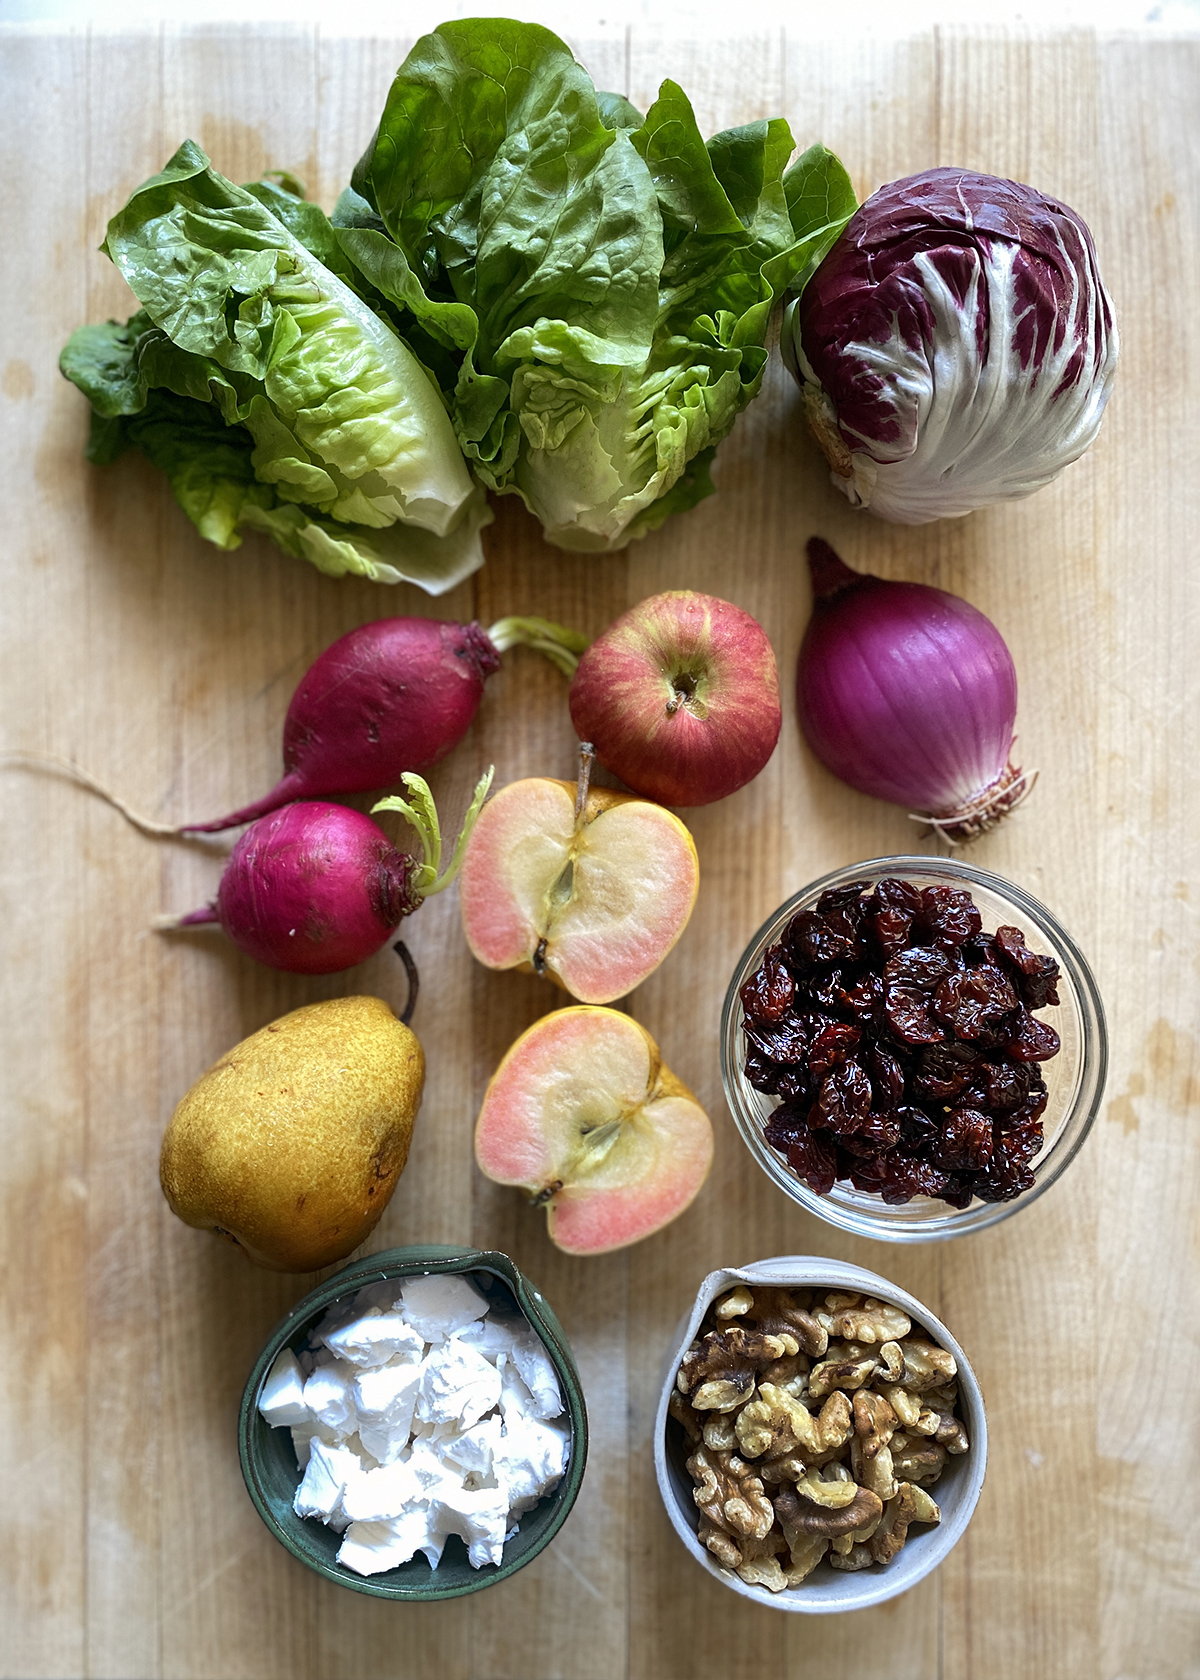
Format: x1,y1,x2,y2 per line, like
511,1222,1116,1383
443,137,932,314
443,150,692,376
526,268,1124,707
474,1007,714,1255
457,777,699,1004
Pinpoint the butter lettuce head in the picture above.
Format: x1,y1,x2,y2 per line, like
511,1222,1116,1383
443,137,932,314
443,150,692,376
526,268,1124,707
341,19,856,552
60,145,490,592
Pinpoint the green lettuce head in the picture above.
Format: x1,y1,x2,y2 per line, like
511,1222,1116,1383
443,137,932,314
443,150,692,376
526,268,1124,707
338,19,856,552
61,145,490,592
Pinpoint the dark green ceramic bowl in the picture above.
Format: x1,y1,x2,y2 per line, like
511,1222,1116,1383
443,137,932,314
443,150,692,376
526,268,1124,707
239,1245,588,1599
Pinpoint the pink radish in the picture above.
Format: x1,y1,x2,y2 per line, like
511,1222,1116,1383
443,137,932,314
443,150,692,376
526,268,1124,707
163,771,492,976
182,615,586,833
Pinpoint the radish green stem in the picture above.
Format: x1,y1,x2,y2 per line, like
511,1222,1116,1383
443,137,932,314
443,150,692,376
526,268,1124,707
373,765,494,899
487,616,590,679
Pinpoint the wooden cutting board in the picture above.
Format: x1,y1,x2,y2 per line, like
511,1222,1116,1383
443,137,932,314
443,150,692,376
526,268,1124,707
1,20,1196,1680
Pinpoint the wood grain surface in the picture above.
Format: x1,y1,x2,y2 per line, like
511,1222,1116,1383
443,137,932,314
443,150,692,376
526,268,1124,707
1,19,1197,1680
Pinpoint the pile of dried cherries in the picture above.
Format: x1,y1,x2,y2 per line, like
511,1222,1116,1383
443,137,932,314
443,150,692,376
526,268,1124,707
739,879,1062,1208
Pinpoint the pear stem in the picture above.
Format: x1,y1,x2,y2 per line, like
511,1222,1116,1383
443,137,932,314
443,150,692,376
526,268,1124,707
393,940,419,1026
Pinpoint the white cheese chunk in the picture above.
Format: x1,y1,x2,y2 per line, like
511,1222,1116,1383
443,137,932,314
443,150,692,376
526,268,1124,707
319,1308,426,1369
302,1361,357,1433
353,1361,422,1464
258,1347,310,1428
497,1354,537,1422
337,1510,432,1576
492,1417,571,1517
417,1341,502,1430
509,1332,565,1420
454,1313,527,1363
289,1419,339,1470
406,1434,464,1499
354,1360,422,1426
398,1273,490,1343
340,1459,423,1524
439,1415,501,1480
293,1438,361,1530
429,1485,512,1571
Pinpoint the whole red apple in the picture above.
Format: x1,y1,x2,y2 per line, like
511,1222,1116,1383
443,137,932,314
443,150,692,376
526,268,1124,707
568,591,781,806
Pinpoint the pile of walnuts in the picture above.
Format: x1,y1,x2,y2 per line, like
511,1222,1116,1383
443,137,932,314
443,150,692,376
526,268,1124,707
669,1284,968,1592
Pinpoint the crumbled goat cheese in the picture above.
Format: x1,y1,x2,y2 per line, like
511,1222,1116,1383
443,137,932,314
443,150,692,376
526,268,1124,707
398,1273,489,1342
257,1274,570,1577
258,1348,310,1428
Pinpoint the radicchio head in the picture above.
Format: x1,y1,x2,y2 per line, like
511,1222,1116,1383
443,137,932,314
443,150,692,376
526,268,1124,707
781,168,1118,524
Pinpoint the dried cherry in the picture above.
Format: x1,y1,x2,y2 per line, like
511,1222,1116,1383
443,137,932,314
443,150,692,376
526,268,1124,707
883,945,952,1044
911,1042,979,1101
842,1110,902,1152
739,946,795,1023
932,964,1018,1041
806,1017,861,1078
928,1108,994,1172
743,1016,808,1065
763,1104,811,1152
813,1059,872,1134
918,885,983,946
786,1128,838,1195
995,926,1061,1009
897,1105,940,1151
866,1042,906,1110
786,909,859,966
880,1154,951,1205
1005,1010,1061,1062
834,971,884,1024
742,878,1062,1212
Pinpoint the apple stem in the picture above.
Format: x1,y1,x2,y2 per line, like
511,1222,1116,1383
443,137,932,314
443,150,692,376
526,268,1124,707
574,742,595,825
665,672,698,716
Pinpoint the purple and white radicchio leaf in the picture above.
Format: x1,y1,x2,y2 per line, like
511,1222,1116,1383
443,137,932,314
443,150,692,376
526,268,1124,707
781,168,1118,524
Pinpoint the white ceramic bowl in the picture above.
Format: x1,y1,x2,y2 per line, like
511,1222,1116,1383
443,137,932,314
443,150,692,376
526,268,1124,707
654,1256,987,1613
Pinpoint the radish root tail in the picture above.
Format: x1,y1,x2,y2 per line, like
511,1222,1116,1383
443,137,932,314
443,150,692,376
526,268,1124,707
1,751,179,836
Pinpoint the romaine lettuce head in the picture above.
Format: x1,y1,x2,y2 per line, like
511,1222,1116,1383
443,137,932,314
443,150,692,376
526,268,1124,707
60,145,490,592
343,19,855,552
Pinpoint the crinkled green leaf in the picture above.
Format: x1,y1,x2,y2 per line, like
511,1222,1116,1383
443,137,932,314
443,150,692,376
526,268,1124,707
103,141,475,533
60,308,491,591
62,143,491,591
352,21,855,552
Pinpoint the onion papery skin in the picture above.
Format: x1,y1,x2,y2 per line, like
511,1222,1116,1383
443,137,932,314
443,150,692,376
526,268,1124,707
213,803,417,975
784,168,1118,525
797,543,1023,839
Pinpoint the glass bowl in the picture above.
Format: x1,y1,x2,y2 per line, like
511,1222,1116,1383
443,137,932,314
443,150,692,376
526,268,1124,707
720,856,1107,1242
239,1245,588,1599
655,1256,987,1611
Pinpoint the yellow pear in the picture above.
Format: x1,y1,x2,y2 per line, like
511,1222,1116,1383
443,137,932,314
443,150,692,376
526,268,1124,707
160,996,424,1273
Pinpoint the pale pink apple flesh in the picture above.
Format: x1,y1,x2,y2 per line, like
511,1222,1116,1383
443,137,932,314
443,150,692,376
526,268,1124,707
474,1007,713,1255
568,590,782,807
458,778,699,1004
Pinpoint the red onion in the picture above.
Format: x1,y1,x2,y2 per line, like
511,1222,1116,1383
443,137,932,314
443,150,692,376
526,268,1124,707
797,539,1033,841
